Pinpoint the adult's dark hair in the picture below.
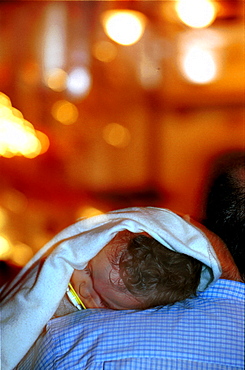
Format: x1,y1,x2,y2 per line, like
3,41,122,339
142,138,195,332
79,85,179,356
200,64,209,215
116,234,202,308
204,153,245,281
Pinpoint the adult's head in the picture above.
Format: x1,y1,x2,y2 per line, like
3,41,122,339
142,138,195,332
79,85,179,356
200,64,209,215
204,152,245,281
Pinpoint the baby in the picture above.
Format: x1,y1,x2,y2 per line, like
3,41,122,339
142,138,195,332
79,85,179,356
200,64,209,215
2,206,227,370
55,229,202,315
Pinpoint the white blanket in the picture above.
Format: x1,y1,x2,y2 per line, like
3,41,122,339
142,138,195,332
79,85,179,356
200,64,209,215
0,207,221,370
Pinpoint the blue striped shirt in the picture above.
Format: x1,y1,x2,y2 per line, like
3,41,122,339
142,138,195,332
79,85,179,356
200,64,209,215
16,280,245,370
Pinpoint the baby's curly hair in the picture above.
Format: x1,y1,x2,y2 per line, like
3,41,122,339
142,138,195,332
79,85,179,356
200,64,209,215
109,231,202,309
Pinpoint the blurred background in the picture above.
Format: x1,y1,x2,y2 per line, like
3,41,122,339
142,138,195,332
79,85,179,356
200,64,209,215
0,0,244,282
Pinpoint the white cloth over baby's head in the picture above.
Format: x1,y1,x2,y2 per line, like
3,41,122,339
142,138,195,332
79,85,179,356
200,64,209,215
1,207,221,370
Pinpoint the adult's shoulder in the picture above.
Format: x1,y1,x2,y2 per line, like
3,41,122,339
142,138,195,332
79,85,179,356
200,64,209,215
48,278,245,334
200,278,245,300
17,279,244,370
43,279,244,368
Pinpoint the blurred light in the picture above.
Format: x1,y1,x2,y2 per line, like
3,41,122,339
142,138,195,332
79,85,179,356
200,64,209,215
92,41,118,62
0,92,11,108
180,29,226,50
101,10,147,46
36,130,50,154
11,242,34,266
43,3,66,73
51,100,78,125
181,46,217,84
2,189,28,214
44,68,67,92
0,92,49,158
66,67,92,97
0,235,12,260
176,0,217,28
103,123,131,148
77,206,104,219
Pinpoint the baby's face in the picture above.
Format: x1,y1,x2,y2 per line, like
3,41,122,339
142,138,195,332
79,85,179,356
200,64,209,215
70,238,143,310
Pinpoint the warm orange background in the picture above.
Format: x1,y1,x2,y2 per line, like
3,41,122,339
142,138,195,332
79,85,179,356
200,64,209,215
0,1,244,276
